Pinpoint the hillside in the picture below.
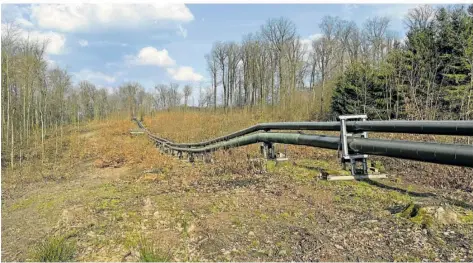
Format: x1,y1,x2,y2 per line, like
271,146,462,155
2,110,473,261
2,4,473,261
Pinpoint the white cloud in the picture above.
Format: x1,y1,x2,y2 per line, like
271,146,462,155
28,30,66,55
30,3,194,32
301,34,323,46
16,17,35,28
78,39,88,47
167,66,204,82
126,47,175,67
8,25,67,55
1,23,65,55
301,33,323,53
73,69,116,84
177,24,187,38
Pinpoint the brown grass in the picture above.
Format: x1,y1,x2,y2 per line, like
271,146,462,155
3,109,473,262
1,118,175,189
91,119,174,171
142,109,473,191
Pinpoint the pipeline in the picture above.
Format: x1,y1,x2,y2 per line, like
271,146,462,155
157,132,473,168
133,118,473,168
133,118,473,148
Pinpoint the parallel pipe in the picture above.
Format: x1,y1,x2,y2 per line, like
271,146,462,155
133,119,172,144
158,132,473,168
133,119,473,168
349,137,473,168
134,119,473,148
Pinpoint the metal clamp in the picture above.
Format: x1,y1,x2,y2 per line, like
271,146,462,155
339,115,368,176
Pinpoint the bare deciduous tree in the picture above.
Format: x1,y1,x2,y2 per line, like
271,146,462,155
183,85,192,107
404,5,436,30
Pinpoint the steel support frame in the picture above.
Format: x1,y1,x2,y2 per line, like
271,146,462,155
188,153,195,163
203,153,213,163
260,128,288,161
261,142,276,160
339,115,369,176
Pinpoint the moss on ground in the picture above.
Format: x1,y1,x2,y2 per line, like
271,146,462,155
459,211,473,224
398,203,434,228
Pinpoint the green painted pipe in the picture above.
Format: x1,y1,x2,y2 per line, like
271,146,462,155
134,118,473,148
133,119,473,168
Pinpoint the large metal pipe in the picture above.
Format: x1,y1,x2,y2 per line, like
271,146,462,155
134,119,473,148
134,119,473,167
133,119,172,144
349,137,473,168
163,133,339,153
148,133,171,144
350,120,473,136
159,132,473,168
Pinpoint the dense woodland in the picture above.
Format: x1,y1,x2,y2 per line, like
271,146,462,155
203,4,473,120
1,4,473,168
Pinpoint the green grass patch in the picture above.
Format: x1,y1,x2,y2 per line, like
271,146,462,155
232,216,243,226
123,231,142,249
459,211,473,224
259,213,269,221
265,160,277,173
9,197,35,212
96,198,121,212
280,211,292,220
350,181,411,204
138,239,172,262
30,235,75,262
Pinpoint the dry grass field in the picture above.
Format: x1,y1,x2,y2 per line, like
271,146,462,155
2,110,473,261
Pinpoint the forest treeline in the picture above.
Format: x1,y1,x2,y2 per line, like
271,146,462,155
203,4,473,120
1,4,472,168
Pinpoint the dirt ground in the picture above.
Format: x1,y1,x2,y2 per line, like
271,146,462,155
2,117,473,262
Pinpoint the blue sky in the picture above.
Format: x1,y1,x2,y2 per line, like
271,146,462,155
1,3,425,102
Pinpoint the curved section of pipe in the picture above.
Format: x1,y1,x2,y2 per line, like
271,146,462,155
159,131,473,168
134,118,473,149
164,133,339,153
